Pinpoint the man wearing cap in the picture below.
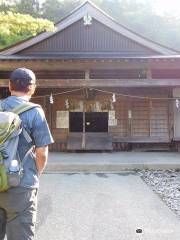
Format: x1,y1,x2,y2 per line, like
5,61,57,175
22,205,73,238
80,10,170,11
0,68,54,240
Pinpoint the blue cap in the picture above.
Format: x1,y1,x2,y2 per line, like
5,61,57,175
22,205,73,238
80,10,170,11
10,68,36,86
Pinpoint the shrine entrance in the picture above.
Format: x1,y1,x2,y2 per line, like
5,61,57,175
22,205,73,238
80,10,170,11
85,112,108,132
68,112,112,150
69,112,108,133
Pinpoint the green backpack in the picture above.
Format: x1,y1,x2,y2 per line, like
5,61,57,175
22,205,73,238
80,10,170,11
0,101,39,192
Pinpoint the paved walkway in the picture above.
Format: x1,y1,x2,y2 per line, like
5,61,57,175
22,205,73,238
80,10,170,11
36,173,180,240
46,152,180,172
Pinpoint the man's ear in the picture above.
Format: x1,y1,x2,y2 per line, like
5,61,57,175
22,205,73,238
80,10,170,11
28,84,36,96
8,81,12,93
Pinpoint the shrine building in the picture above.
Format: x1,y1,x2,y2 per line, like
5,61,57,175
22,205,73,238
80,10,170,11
1,1,180,151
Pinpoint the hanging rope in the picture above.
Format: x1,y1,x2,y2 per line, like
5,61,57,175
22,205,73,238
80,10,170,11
32,87,178,101
92,88,175,100
32,88,84,99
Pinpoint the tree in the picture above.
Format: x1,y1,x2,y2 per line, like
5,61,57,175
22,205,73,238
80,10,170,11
94,0,180,51
41,0,64,22
13,0,40,17
0,11,54,49
0,0,15,12
41,0,82,22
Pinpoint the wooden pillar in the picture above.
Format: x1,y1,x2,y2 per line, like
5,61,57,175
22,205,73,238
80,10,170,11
149,100,152,137
46,96,53,132
82,110,86,149
147,67,152,79
85,69,90,80
127,99,132,137
81,69,90,149
168,89,174,141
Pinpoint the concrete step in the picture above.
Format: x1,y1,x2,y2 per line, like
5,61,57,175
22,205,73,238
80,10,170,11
46,152,180,173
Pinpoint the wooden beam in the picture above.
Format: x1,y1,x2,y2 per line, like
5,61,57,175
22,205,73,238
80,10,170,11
150,61,180,69
37,78,180,88
1,78,180,88
1,60,180,71
0,60,149,71
0,79,8,86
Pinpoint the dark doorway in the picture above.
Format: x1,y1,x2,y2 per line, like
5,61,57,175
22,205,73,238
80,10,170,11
69,112,108,132
69,112,83,132
85,112,108,132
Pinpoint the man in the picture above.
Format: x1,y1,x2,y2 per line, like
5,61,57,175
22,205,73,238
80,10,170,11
0,68,54,240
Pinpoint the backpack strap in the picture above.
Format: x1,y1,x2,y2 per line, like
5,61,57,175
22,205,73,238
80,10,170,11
11,102,41,143
11,102,40,115
0,100,3,111
22,146,35,165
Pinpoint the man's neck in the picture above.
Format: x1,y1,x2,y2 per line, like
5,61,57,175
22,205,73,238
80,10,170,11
11,91,31,101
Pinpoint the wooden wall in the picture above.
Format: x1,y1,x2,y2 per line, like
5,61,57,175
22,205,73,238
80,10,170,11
19,19,157,56
41,88,172,151
110,99,170,142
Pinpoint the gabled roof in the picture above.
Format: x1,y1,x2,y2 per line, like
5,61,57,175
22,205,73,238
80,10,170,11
0,0,178,56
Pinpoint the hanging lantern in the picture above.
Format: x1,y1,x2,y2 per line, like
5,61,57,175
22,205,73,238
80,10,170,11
49,93,54,104
128,110,132,119
112,93,116,103
65,99,69,109
176,99,179,109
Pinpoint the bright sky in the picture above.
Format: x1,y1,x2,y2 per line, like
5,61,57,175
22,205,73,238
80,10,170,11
154,0,180,16
38,0,180,17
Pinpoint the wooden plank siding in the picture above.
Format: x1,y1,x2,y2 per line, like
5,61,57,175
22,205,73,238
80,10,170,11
110,99,169,142
18,19,157,56
131,100,150,137
150,100,169,139
43,92,170,151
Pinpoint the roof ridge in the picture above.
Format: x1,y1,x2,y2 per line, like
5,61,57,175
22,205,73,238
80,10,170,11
0,0,178,55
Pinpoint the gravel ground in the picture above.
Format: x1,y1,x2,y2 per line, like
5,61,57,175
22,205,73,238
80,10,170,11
139,170,180,218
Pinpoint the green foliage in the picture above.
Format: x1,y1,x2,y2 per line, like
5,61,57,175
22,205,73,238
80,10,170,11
41,0,82,22
0,11,54,49
41,0,64,22
13,0,40,17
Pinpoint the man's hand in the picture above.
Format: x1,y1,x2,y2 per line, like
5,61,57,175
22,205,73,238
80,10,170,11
35,146,48,176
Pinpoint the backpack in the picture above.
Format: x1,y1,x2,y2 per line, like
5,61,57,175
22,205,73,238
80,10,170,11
0,101,40,192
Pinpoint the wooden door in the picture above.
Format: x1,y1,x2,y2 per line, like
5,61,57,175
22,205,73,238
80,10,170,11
69,112,83,132
85,112,108,132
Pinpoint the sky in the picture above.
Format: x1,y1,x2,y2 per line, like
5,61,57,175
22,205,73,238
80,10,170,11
38,0,180,17
153,0,180,16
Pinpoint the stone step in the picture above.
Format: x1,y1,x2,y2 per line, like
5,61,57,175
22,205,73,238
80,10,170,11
67,133,113,150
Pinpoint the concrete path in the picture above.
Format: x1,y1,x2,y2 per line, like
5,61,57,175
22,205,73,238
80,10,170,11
46,152,180,172
36,173,180,240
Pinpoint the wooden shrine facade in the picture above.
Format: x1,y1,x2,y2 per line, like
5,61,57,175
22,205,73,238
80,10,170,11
0,1,180,151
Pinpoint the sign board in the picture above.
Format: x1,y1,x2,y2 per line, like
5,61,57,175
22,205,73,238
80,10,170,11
173,88,180,97
56,111,69,128
109,119,117,126
109,110,115,119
